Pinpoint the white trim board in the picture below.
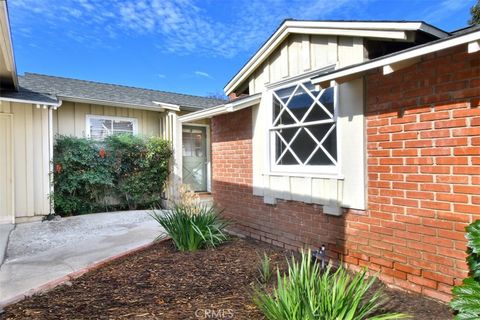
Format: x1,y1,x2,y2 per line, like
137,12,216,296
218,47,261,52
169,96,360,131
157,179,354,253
224,20,448,95
311,29,480,87
0,96,61,107
178,94,261,123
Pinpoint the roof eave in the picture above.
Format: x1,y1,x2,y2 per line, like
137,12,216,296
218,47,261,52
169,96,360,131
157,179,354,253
179,93,262,123
58,95,168,112
311,29,480,88
0,1,18,90
224,21,449,96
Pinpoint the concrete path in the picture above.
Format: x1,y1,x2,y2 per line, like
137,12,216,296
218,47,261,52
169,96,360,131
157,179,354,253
0,210,165,307
0,224,14,265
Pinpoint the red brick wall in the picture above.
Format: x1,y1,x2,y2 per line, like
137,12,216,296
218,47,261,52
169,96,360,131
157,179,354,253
363,45,480,301
211,45,480,302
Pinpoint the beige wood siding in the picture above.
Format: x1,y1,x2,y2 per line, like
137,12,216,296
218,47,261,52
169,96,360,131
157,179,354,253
0,100,168,222
0,111,14,223
250,35,364,94
53,101,162,137
249,35,366,210
0,101,51,219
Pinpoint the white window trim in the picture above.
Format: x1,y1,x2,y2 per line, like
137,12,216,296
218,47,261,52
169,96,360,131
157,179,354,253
266,76,342,176
85,114,138,139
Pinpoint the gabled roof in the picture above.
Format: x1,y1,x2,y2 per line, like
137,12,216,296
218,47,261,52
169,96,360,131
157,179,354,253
223,20,449,95
311,25,480,87
16,73,225,111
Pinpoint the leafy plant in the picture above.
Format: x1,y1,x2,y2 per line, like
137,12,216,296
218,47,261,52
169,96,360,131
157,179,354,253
257,252,273,285
150,204,228,252
451,220,480,319
254,250,408,320
53,134,172,215
52,136,115,215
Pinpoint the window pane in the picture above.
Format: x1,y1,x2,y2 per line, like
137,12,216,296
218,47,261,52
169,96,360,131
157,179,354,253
274,86,296,104
319,88,334,115
112,120,134,133
304,103,331,122
278,150,298,165
307,124,337,165
273,95,296,126
286,85,313,121
275,128,300,165
290,128,316,163
182,132,193,157
308,148,333,165
89,119,112,140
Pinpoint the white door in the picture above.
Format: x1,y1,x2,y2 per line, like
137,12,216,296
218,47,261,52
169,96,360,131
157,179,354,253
0,114,14,224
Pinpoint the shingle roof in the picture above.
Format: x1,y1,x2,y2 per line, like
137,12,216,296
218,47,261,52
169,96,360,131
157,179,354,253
0,87,59,105
16,73,225,110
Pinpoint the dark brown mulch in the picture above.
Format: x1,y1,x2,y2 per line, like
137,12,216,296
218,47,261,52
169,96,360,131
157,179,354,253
2,238,453,319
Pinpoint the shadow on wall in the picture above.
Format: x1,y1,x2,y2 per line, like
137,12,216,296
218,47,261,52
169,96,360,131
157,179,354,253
211,179,350,263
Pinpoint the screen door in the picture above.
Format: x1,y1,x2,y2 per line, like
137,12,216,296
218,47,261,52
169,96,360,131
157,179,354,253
182,126,207,192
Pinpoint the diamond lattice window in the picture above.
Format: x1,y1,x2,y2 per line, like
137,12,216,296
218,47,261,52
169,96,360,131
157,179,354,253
271,82,337,168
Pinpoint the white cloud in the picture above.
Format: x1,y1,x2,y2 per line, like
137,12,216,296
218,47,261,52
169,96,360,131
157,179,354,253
194,71,212,78
421,0,472,25
9,0,373,57
157,74,167,79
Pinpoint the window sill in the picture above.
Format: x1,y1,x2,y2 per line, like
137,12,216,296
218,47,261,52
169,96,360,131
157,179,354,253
263,171,345,180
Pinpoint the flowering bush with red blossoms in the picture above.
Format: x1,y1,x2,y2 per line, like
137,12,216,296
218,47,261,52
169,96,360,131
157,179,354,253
52,134,172,216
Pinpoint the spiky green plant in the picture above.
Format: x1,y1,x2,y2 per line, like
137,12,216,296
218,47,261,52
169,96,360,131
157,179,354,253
254,250,409,320
257,252,273,285
150,204,228,252
451,220,480,319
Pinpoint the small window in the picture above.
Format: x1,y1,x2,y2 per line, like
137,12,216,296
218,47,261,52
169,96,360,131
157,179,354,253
270,81,337,173
86,115,138,140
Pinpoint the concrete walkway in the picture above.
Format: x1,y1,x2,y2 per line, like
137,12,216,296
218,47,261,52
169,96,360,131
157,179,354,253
0,210,165,307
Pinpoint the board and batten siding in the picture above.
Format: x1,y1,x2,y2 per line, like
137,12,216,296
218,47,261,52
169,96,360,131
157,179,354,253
53,101,162,137
249,34,367,210
0,101,50,221
0,110,14,223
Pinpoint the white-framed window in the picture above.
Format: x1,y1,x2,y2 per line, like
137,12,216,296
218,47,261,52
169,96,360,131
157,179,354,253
85,115,138,140
269,80,338,174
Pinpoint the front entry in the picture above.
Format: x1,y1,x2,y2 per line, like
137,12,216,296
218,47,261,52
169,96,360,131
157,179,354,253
182,125,208,192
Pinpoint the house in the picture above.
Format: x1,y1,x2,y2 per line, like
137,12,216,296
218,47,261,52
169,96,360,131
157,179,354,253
1,0,480,300
0,2,222,224
180,21,480,301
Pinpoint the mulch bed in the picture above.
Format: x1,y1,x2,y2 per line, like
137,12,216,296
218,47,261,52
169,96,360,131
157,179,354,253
2,238,453,319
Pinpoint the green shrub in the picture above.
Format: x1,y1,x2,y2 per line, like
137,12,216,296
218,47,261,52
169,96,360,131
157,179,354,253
451,220,480,319
254,250,408,320
150,204,228,252
105,134,171,209
53,134,172,215
52,136,115,215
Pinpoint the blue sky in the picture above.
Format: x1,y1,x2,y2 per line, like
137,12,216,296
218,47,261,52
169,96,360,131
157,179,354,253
8,0,476,97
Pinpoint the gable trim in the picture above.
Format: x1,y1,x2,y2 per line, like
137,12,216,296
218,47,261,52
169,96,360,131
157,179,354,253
224,20,449,96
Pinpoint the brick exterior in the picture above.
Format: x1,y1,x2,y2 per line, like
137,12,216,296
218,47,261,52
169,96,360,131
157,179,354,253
211,45,480,302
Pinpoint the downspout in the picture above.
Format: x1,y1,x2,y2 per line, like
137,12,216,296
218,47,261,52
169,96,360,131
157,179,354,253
47,101,62,217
